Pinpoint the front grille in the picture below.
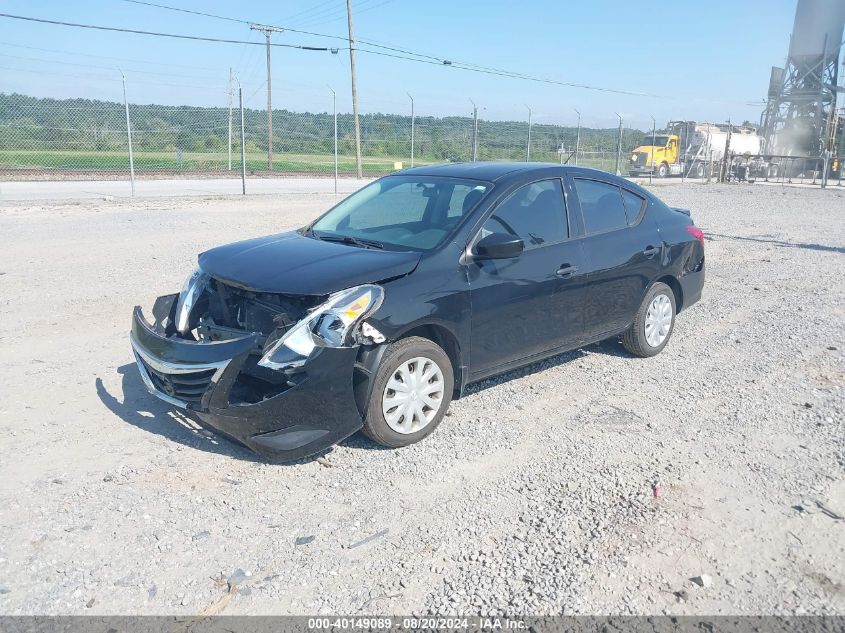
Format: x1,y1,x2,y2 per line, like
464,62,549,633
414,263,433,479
630,152,648,165
137,356,217,406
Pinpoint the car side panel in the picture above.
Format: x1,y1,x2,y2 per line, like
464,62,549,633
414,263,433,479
364,240,471,370
579,213,663,338
652,204,706,310
564,174,664,339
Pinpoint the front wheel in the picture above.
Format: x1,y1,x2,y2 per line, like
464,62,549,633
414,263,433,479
622,282,676,357
657,163,669,178
362,336,454,448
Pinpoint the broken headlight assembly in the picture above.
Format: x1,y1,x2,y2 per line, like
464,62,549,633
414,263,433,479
175,267,210,334
258,284,384,370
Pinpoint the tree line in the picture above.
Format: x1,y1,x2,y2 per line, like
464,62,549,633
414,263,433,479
0,92,645,161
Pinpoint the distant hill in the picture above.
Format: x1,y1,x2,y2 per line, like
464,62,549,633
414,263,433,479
0,92,645,163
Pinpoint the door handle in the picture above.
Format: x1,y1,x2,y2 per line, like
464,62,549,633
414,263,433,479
556,264,578,279
642,246,660,259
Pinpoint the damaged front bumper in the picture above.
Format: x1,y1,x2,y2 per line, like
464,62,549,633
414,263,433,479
130,294,365,463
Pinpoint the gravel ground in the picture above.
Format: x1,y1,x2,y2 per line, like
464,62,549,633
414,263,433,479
0,182,842,616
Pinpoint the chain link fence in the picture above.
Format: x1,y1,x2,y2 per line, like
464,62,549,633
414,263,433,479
3,81,840,189
0,65,845,190
0,83,652,183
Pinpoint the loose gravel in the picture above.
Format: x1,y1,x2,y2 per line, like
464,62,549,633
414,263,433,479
0,182,842,615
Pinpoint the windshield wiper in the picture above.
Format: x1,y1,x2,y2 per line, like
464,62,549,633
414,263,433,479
313,233,384,250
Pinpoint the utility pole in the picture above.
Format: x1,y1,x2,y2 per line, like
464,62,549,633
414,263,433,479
250,23,285,171
346,0,363,178
329,86,338,194
525,104,532,162
650,116,656,184
227,67,233,171
615,112,623,176
238,79,246,194
573,108,581,166
407,93,415,168
470,98,479,161
720,120,733,183
121,71,135,197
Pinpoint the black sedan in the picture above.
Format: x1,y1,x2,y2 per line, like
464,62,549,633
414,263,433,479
130,163,705,462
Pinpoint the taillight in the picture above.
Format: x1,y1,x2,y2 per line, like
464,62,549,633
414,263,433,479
685,225,705,244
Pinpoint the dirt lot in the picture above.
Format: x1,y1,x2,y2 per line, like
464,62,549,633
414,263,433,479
0,182,842,616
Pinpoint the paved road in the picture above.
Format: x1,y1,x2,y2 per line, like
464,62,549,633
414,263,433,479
0,177,371,201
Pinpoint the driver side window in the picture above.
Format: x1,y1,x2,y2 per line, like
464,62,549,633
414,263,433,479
480,179,568,249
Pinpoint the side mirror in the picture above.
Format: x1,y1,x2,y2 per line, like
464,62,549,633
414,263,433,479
474,232,524,260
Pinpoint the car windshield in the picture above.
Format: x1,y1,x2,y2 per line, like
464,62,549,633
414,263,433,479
308,175,490,251
641,136,669,147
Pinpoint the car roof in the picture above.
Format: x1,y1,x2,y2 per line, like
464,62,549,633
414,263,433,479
400,161,554,181
398,162,649,194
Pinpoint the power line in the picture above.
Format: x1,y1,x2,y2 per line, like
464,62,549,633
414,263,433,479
0,13,336,51
293,0,386,28
0,51,228,82
298,0,397,28
121,0,247,24
109,0,663,98
280,0,343,24
0,63,228,91
0,40,226,72
2,9,750,103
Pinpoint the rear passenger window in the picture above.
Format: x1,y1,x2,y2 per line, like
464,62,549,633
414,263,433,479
621,189,646,225
573,179,628,235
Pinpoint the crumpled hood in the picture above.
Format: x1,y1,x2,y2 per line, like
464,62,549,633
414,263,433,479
198,230,421,295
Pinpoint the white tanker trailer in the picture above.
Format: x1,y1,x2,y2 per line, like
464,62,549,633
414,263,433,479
630,121,765,178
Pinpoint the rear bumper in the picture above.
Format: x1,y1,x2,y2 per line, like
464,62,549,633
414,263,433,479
130,298,364,463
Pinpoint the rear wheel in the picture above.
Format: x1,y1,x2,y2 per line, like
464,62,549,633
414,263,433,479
362,336,454,448
694,163,705,179
657,163,669,178
622,282,676,358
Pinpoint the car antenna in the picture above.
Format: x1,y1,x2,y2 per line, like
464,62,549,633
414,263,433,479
563,150,576,165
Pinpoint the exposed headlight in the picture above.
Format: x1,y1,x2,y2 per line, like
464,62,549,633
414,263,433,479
175,267,210,334
258,284,384,370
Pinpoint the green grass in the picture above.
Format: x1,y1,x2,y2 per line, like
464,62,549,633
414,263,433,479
0,149,411,174
0,149,620,177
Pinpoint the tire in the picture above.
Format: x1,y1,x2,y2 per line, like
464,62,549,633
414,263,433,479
621,282,677,358
694,164,705,179
362,336,454,448
657,163,669,178
767,164,779,179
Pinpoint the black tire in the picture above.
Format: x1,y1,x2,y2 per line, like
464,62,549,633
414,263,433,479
621,282,677,358
362,336,454,448
767,164,779,179
694,164,705,179
657,163,669,178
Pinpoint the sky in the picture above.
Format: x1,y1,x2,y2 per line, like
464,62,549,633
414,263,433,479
0,0,807,130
